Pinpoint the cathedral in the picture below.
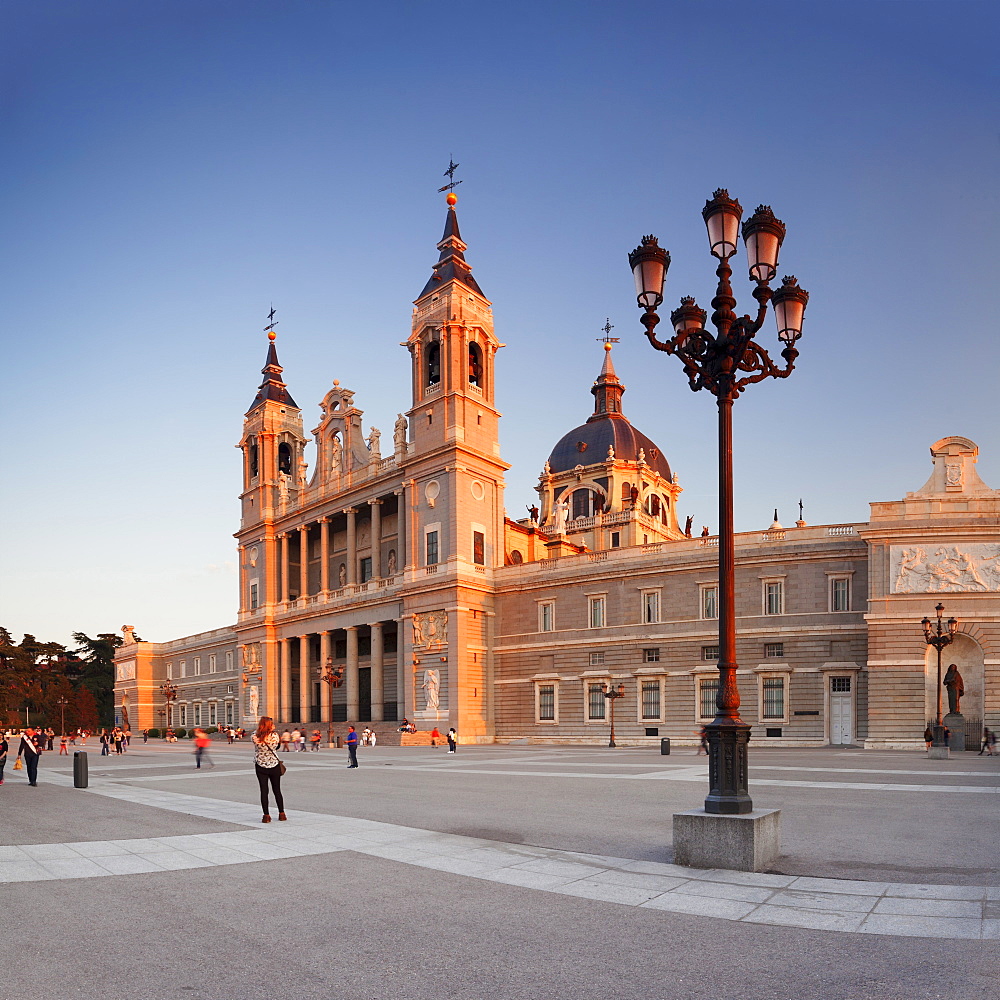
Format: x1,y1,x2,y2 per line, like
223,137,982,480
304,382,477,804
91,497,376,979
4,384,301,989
115,194,1000,750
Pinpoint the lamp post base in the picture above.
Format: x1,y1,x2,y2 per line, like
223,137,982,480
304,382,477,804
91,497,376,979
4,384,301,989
705,719,753,814
673,807,782,872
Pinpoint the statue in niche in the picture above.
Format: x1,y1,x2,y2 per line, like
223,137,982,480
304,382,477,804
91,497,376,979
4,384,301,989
358,520,370,550
422,668,441,712
338,563,347,588
553,499,569,534
330,434,342,474
387,549,397,575
394,413,407,454
367,426,381,461
121,692,130,732
944,664,964,715
249,685,260,720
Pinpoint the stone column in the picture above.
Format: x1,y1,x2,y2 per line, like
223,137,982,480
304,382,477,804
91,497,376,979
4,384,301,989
395,487,408,572
319,631,332,723
399,615,414,722
237,546,246,612
345,626,359,721
345,508,357,585
279,533,290,603
298,634,310,724
280,637,292,723
319,517,330,594
370,621,384,722
370,498,382,579
299,525,310,600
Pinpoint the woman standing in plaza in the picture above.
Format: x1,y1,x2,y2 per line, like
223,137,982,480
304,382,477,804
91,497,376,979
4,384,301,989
252,717,286,823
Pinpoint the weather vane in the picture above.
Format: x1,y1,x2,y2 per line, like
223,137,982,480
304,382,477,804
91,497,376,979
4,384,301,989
438,157,463,194
597,318,619,346
264,305,278,334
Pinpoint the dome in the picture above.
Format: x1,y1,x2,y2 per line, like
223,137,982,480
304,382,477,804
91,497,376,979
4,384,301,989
547,415,672,480
545,343,672,481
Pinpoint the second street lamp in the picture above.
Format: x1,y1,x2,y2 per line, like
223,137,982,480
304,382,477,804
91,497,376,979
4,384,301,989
600,682,625,748
629,190,808,815
160,681,178,738
922,603,958,751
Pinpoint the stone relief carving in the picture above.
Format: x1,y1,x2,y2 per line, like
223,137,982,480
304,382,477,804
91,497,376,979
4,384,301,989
242,643,261,669
116,659,136,681
412,610,447,648
891,544,1000,593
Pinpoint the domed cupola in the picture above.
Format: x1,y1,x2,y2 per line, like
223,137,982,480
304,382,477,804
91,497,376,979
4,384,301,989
536,340,684,549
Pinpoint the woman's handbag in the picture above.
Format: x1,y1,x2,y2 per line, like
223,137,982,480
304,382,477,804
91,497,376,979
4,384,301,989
13,758,23,770
278,760,287,776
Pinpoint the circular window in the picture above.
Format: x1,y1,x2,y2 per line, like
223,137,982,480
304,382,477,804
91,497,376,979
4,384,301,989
470,480,485,501
248,546,259,567
424,480,440,502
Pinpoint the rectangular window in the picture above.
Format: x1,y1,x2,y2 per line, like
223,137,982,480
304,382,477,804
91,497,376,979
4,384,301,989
425,530,439,566
589,651,605,666
179,705,187,726
642,648,660,663
209,654,217,673
359,557,372,582
764,581,784,616
538,684,555,722
166,662,173,680
473,531,485,566
539,602,555,632
194,703,202,726
701,585,718,620
225,702,234,726
641,680,661,720
702,646,719,661
250,583,259,610
225,651,233,671
589,596,606,629
588,683,606,720
227,684,234,695
762,676,785,719
764,642,784,658
699,677,719,719
193,657,201,676
642,590,660,624
831,676,851,693
179,660,187,678
209,703,217,726
610,532,620,548
831,577,850,612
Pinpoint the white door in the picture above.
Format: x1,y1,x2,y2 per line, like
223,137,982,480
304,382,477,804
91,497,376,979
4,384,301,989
830,676,853,745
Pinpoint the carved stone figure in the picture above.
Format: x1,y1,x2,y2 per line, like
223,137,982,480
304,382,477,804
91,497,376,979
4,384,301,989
412,614,425,646
684,516,693,537
330,434,342,473
298,455,309,489
121,625,137,645
701,525,710,537
249,685,260,719
944,664,964,714
422,668,441,711
526,504,539,523
278,472,290,502
338,563,347,588
394,413,407,454
367,426,381,461
387,549,397,575
553,499,569,534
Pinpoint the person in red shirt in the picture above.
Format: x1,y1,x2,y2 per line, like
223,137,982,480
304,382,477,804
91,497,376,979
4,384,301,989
193,728,214,769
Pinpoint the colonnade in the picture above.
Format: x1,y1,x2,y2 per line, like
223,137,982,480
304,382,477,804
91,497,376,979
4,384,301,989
274,620,400,725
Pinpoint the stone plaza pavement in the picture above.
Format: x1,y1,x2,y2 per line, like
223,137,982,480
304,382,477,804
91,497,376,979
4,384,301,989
0,742,996,1000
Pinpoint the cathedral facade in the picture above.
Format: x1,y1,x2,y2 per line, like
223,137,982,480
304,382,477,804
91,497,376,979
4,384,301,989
114,198,1000,750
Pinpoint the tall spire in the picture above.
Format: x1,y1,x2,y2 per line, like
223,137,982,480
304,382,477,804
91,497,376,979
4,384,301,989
247,329,297,412
589,340,625,421
418,192,485,299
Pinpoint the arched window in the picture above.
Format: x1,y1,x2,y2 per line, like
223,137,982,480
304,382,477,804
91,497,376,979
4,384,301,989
468,342,483,387
249,440,259,478
572,489,596,519
621,482,632,500
509,549,523,564
426,341,441,386
648,495,661,517
661,495,670,524
278,442,292,475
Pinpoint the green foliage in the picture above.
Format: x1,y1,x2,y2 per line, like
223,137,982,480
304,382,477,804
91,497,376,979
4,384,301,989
173,727,187,739
206,726,219,734
147,728,161,739
70,632,121,727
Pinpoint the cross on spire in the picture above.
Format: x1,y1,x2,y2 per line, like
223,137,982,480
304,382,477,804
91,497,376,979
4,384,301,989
437,157,463,194
597,318,619,346
264,305,278,333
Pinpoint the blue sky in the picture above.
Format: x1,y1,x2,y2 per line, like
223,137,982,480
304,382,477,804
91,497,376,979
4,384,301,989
2,0,998,647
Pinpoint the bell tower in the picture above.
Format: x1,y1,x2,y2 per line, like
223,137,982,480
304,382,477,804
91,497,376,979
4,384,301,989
405,192,503,460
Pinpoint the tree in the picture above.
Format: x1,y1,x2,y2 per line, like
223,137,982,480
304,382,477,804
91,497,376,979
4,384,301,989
70,632,120,728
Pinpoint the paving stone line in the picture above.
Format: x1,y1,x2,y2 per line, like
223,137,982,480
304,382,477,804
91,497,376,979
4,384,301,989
2,774,995,940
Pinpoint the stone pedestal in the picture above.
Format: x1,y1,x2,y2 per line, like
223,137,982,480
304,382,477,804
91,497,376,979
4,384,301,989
944,713,965,752
673,808,781,873
927,746,950,759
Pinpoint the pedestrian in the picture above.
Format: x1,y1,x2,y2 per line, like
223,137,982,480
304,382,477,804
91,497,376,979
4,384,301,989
251,716,286,823
290,728,301,752
227,728,235,745
298,730,307,752
100,731,110,756
280,729,292,752
17,727,43,786
59,734,68,755
980,728,996,756
345,725,359,768
924,725,934,750
45,727,55,751
310,730,321,751
369,730,377,747
446,728,457,753
142,729,149,744
0,732,7,784
430,726,441,747
989,729,997,755
193,728,214,769
697,727,709,755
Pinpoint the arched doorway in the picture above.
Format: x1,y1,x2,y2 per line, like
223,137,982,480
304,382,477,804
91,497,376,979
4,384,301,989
924,633,984,749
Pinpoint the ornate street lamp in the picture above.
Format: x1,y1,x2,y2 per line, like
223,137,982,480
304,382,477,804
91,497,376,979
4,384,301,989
56,696,69,737
160,681,178,738
629,191,808,814
922,603,958,748
321,657,345,745
600,682,626,748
